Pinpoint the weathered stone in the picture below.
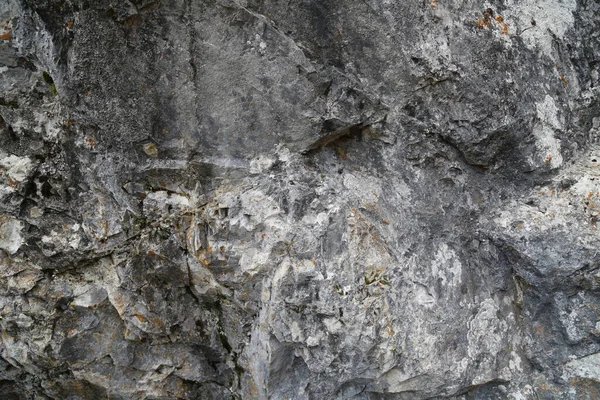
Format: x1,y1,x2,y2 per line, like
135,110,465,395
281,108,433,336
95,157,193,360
0,0,599,399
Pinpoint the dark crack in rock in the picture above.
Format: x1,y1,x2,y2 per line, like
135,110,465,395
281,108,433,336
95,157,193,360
1,0,600,399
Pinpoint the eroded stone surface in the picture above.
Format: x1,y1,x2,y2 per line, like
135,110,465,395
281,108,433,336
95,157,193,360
1,0,600,399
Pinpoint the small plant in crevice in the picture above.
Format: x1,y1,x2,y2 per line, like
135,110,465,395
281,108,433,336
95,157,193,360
42,71,58,96
364,268,390,287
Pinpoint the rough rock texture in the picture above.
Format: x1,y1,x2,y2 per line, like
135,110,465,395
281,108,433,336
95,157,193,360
1,0,600,398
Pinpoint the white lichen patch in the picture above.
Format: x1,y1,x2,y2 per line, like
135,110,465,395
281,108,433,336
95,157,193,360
33,109,63,140
493,145,600,244
431,243,462,288
323,317,343,334
238,247,272,275
504,0,576,55
70,285,108,308
507,385,536,400
419,31,457,74
584,146,600,172
509,351,523,373
467,298,508,385
250,154,275,173
0,153,34,182
374,368,429,393
343,172,382,205
536,95,563,131
563,352,600,382
0,0,20,24
236,189,283,230
413,282,436,308
41,224,82,253
294,259,323,281
0,215,24,254
145,191,190,209
533,95,563,168
0,152,34,200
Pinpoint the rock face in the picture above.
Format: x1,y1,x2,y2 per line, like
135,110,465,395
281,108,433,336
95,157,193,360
1,0,600,398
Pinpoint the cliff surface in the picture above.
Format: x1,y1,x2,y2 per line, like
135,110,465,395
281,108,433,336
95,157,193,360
1,0,600,399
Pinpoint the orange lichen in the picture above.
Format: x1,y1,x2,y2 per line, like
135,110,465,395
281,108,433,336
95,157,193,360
477,19,490,28
0,33,12,40
536,326,544,335
495,16,504,23
85,137,96,148
560,74,568,86
133,314,147,323
501,23,509,35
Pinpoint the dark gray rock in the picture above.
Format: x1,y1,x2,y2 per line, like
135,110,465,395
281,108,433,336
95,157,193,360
1,0,600,398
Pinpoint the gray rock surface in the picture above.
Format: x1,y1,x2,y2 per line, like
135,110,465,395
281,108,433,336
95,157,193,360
1,0,600,398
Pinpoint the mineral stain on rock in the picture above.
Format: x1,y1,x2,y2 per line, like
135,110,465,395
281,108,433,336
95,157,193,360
1,0,600,399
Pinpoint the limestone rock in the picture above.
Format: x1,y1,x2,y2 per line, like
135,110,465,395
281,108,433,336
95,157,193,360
1,0,599,399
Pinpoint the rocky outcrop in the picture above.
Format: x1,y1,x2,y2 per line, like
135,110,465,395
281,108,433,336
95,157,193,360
1,0,600,398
